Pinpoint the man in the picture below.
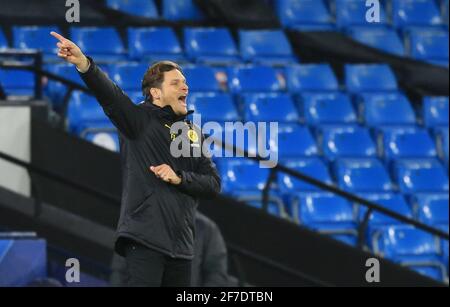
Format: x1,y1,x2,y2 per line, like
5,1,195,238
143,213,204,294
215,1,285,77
110,212,238,287
50,31,221,287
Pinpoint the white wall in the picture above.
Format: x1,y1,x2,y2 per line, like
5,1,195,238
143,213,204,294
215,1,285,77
0,106,31,197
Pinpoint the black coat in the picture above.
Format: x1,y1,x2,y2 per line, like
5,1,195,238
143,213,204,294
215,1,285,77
79,58,221,259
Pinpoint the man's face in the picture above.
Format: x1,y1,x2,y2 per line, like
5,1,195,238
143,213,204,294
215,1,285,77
158,69,189,116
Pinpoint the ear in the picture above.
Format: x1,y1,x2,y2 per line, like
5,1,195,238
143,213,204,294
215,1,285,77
150,88,161,100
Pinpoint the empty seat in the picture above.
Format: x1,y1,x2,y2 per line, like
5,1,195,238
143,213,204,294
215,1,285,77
279,158,333,192
218,159,270,193
345,64,398,93
128,27,184,61
275,0,332,28
228,66,284,93
45,63,84,107
0,68,35,96
393,159,449,193
287,64,339,93
334,158,393,192
162,0,204,21
70,27,126,62
183,66,224,92
239,30,297,65
184,27,240,64
188,92,239,122
109,63,148,91
293,192,358,246
423,96,449,127
378,127,437,160
319,126,377,159
335,0,388,27
301,92,357,125
84,129,120,152
358,92,417,126
67,91,110,134
106,0,158,18
411,193,449,225
0,29,8,49
434,127,449,162
358,193,413,225
233,190,285,218
13,26,60,61
392,0,444,28
267,124,318,158
408,29,449,61
127,91,145,104
241,93,299,122
347,27,405,56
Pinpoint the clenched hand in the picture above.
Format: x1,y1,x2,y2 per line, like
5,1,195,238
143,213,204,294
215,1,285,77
150,164,182,185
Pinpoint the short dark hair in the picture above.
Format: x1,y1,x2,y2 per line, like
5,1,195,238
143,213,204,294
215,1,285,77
141,61,182,102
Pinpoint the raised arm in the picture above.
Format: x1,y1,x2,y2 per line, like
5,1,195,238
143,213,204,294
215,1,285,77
50,31,148,139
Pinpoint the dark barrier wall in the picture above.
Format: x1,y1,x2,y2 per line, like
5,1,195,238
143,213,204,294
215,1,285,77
30,119,443,286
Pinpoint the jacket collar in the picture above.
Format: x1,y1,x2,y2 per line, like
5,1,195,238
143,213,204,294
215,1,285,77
141,100,194,122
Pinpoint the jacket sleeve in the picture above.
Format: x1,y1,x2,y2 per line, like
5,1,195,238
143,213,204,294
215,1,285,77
78,57,149,139
177,156,221,198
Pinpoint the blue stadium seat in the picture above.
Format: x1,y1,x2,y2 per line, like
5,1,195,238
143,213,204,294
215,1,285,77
269,124,318,158
67,91,110,134
228,66,283,93
84,129,120,152
183,66,224,92
334,158,393,192
347,27,405,56
70,27,126,62
0,68,34,96
286,64,339,93
162,0,204,21
378,127,438,160
128,27,185,62
372,225,445,281
275,0,333,29
12,26,60,61
232,191,286,218
218,159,270,193
411,193,449,226
184,27,240,64
358,92,417,126
0,29,7,49
423,96,449,127
188,92,239,122
345,64,398,93
239,30,297,65
319,126,377,159
393,159,449,193
109,63,148,91
301,92,357,125
45,63,84,107
335,0,388,28
358,193,413,225
106,0,158,18
279,158,333,192
392,0,444,28
241,93,299,122
293,192,358,246
408,29,449,61
434,127,449,163
410,265,447,281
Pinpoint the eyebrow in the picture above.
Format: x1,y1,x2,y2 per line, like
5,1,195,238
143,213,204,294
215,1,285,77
170,78,186,83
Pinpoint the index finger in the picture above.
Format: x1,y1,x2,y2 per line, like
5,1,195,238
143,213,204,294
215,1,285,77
50,31,67,43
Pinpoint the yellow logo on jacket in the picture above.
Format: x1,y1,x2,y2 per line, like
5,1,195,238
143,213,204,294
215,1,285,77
187,129,199,143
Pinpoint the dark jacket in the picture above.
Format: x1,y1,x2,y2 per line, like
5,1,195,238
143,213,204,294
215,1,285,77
79,58,221,259
110,212,237,287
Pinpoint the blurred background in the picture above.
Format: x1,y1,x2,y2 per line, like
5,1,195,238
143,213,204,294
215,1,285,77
0,0,448,287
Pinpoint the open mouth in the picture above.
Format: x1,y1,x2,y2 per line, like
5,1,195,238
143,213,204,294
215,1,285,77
178,95,187,106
